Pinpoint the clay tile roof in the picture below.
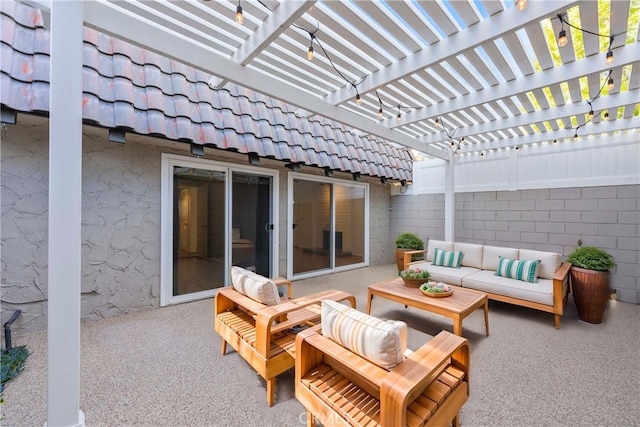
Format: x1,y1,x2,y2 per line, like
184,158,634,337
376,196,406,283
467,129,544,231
0,0,413,181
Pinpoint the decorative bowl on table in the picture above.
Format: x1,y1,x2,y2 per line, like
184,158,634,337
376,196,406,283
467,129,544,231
420,282,454,297
399,268,430,288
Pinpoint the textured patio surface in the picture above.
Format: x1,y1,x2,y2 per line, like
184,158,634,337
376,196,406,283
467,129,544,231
3,264,639,426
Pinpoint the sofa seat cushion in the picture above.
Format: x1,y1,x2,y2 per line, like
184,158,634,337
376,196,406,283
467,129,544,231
321,300,407,370
411,262,479,286
462,270,553,306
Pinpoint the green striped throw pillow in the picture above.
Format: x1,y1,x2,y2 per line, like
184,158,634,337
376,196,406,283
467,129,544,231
432,248,464,268
495,257,540,283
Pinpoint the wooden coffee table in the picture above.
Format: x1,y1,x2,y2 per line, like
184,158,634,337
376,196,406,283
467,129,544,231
366,277,489,337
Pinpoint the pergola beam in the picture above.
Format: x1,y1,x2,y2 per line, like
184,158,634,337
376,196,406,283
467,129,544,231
388,45,640,131
323,0,579,106
422,89,639,147
209,0,316,88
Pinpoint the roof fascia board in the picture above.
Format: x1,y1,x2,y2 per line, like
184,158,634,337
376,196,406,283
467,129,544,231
390,45,640,130
80,1,446,159
209,0,316,88
422,89,640,146
323,0,580,106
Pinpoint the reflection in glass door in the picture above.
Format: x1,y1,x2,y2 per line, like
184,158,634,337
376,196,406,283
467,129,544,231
162,154,278,306
173,167,226,297
291,177,368,277
232,172,273,277
292,180,331,274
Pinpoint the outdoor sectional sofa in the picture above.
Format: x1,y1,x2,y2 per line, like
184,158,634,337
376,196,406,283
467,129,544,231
404,240,571,329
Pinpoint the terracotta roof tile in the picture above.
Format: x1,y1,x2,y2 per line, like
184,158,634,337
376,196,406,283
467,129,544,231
0,0,413,181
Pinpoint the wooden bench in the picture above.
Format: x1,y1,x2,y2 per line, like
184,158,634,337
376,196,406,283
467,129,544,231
295,328,470,427
215,286,356,406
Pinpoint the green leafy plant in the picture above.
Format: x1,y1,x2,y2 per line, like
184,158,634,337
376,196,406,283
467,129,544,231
566,246,616,272
420,282,452,293
1,346,30,392
395,232,424,250
399,268,430,280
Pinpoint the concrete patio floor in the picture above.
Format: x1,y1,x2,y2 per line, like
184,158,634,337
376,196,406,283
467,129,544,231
2,263,639,426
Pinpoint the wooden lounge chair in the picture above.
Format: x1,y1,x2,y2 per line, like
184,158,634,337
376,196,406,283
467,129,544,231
295,301,470,426
214,267,356,406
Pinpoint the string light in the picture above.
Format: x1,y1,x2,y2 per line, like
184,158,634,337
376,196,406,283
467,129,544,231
556,14,619,65
516,0,527,11
307,34,314,60
603,111,609,120
608,77,615,90
235,1,243,25
355,93,361,105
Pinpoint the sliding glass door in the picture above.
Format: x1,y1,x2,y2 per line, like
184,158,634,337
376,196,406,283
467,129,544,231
161,154,278,306
289,175,368,278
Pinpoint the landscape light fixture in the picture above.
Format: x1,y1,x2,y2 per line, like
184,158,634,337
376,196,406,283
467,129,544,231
235,1,243,25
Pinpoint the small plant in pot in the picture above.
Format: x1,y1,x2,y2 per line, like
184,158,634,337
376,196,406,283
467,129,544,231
566,246,616,324
394,232,424,272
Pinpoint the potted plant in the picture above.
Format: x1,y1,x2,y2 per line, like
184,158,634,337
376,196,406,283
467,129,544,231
566,246,616,324
399,267,430,287
394,232,424,272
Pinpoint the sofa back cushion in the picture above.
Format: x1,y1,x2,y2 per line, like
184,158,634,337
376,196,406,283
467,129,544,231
426,239,454,262
454,242,484,268
482,246,519,271
321,300,407,370
519,249,561,280
231,266,281,306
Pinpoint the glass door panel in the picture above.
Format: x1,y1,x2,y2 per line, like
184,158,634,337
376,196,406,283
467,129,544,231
334,185,365,267
232,172,273,277
173,167,226,296
292,179,331,274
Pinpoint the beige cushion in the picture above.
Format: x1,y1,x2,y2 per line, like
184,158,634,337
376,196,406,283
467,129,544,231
463,270,554,306
519,249,561,280
426,239,454,262
482,246,519,271
454,242,484,268
230,266,281,306
321,300,407,370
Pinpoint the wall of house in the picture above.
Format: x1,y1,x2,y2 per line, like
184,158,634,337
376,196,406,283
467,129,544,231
391,186,640,304
1,115,393,334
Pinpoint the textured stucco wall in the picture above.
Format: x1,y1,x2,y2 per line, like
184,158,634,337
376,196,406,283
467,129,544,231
1,116,393,334
391,186,640,304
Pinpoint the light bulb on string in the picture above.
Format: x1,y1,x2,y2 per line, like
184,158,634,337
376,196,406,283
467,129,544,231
603,111,609,121
235,1,243,25
516,0,527,11
355,93,361,105
608,77,614,90
558,29,568,47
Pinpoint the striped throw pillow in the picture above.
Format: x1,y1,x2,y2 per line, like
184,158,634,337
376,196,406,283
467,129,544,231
432,248,464,268
321,300,407,370
495,257,540,283
231,266,281,306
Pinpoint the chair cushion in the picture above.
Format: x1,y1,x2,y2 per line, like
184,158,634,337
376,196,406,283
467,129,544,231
495,257,540,283
321,300,407,370
231,266,281,306
432,248,464,268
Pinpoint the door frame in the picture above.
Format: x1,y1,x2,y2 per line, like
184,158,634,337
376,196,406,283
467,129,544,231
160,153,279,306
287,172,369,280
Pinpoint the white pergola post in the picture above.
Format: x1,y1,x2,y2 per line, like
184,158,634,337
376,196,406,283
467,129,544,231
47,1,85,426
444,153,455,242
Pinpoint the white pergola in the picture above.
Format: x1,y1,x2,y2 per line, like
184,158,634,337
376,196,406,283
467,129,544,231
21,1,639,425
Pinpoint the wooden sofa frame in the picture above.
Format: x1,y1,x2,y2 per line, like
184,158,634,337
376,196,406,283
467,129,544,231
404,250,572,329
295,329,470,427
214,284,356,406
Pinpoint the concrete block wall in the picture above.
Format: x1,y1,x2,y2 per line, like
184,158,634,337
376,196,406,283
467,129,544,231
391,185,640,304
